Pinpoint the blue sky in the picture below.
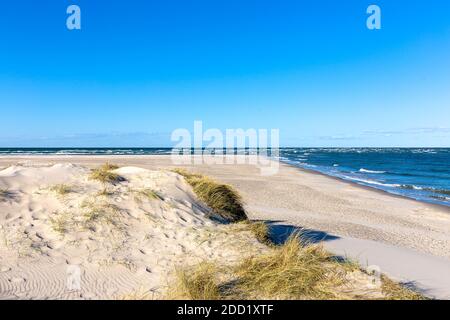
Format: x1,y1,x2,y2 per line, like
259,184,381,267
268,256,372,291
0,0,449,147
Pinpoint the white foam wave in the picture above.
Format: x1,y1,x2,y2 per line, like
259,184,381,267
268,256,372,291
343,176,400,188
359,168,386,174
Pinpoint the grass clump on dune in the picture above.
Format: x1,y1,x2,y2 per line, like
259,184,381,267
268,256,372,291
380,276,427,300
174,169,247,223
134,188,164,202
50,184,72,196
81,200,121,227
245,221,270,245
100,162,120,171
167,263,221,300
169,235,348,300
49,212,72,235
231,235,346,299
90,163,124,184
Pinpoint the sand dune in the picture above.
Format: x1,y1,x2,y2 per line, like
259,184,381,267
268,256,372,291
0,163,262,299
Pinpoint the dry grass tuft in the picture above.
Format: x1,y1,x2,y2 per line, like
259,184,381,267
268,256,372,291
90,163,124,184
174,169,247,223
381,276,427,300
134,188,164,202
101,162,120,171
167,262,221,300
50,184,72,196
168,235,349,300
246,221,270,244
81,200,121,227
232,235,345,299
49,212,71,235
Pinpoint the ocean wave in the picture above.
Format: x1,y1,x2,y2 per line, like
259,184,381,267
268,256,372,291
430,195,450,202
359,168,386,174
400,185,423,190
424,187,450,196
342,176,400,188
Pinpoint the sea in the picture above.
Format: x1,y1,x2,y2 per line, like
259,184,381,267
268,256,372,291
0,147,449,207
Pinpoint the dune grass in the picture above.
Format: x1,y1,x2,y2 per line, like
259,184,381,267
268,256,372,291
50,184,72,196
49,212,71,235
380,276,427,300
168,235,350,300
90,163,124,184
81,200,121,227
232,235,347,299
134,188,164,202
245,221,271,244
167,262,222,300
101,162,120,171
173,169,247,223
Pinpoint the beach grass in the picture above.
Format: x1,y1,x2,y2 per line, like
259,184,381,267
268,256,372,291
81,200,121,227
380,276,428,300
168,234,350,300
134,188,164,201
50,184,72,196
167,262,221,300
231,235,346,299
90,163,124,184
245,221,270,244
49,212,71,235
231,220,271,244
174,169,247,223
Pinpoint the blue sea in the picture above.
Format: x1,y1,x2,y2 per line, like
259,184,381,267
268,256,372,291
0,147,449,207
278,148,450,207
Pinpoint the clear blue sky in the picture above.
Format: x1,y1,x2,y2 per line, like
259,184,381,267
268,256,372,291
1,0,449,147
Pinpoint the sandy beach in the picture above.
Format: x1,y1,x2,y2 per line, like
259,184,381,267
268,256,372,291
1,155,449,299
